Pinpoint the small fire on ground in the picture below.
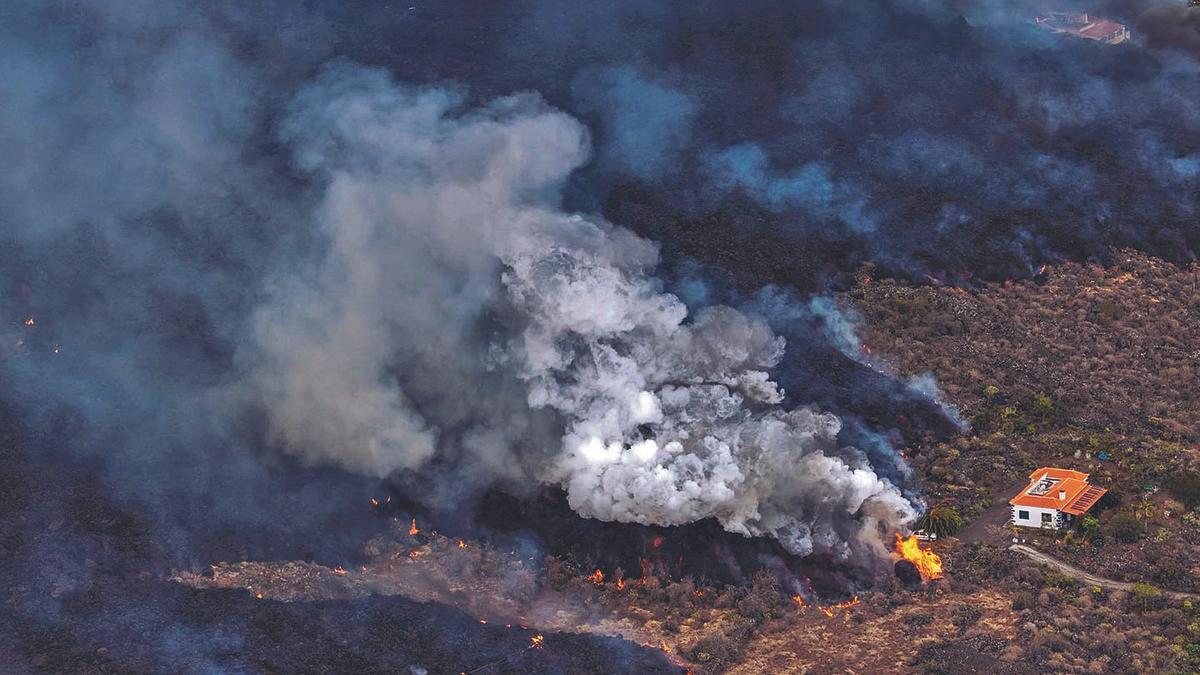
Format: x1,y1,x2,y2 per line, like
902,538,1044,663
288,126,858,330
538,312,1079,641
817,596,860,617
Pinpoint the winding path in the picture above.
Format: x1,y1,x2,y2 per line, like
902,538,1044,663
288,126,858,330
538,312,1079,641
1008,544,1199,600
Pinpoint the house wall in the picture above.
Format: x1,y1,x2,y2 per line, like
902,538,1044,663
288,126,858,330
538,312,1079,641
1011,504,1062,529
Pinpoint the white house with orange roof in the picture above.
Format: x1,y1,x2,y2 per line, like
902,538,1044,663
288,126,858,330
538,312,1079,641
1010,467,1107,530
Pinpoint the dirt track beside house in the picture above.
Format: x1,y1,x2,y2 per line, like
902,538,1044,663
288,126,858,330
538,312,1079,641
1009,545,1199,600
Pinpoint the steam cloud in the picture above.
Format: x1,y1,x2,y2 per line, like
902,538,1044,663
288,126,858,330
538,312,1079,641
244,65,915,558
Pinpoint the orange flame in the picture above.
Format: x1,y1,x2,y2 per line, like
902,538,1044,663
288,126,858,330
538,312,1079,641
332,566,347,576
895,533,943,580
370,498,379,507
457,539,466,549
639,558,652,585
817,595,859,617
530,634,544,650
693,590,704,598
408,519,419,536
651,535,663,549
588,569,604,584
660,641,671,654
24,317,34,327
791,594,807,607
616,578,626,590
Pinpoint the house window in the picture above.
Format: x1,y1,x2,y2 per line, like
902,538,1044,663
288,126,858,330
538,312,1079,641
1042,512,1053,525
1018,510,1030,520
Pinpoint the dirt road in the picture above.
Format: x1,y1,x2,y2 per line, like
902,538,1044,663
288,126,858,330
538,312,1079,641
1009,544,1199,600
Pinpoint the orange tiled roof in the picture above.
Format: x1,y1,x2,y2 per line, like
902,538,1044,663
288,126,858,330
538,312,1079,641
1078,20,1123,40
1028,467,1089,483
1009,467,1105,514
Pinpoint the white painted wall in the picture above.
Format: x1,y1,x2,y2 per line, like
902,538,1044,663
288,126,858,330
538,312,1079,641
1011,505,1061,529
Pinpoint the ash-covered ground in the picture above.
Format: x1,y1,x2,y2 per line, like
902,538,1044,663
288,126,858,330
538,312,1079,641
0,427,680,673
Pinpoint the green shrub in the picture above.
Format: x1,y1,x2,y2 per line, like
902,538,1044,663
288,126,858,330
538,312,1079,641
1031,392,1054,417
1109,512,1144,543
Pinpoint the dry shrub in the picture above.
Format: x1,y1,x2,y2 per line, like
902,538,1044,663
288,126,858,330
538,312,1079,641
1012,591,1037,611
951,605,982,633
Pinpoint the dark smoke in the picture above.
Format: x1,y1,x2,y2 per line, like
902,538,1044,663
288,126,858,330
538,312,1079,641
1139,5,1200,60
3,1,1199,665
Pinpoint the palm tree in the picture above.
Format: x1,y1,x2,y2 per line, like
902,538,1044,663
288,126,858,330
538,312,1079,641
916,505,964,538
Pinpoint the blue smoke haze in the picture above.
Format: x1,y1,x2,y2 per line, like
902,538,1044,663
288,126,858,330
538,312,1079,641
572,65,696,182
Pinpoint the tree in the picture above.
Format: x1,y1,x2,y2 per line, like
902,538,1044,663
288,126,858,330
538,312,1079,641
917,505,965,538
1166,469,1200,509
1129,582,1162,612
1109,512,1143,543
1079,514,1102,543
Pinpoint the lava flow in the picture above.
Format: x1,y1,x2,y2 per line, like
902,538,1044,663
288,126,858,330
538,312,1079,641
894,533,943,580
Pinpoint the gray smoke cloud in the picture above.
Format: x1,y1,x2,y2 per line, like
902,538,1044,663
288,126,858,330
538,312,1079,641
243,63,916,559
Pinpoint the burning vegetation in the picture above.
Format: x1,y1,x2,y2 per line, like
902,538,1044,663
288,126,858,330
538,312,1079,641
895,534,944,582
177,510,945,673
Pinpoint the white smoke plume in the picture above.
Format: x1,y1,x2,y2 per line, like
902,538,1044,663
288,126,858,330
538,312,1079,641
244,63,916,559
